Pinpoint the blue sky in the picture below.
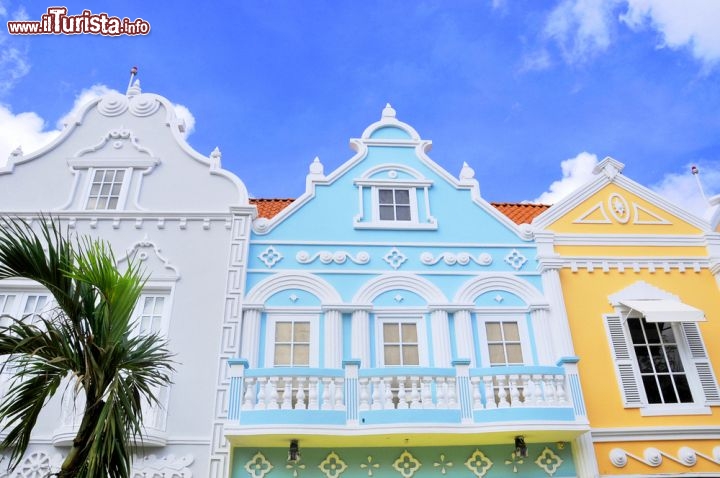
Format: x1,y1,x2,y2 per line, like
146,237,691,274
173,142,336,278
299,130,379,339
0,1,719,217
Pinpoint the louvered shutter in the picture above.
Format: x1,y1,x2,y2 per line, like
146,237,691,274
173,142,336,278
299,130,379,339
604,316,643,407
681,322,720,405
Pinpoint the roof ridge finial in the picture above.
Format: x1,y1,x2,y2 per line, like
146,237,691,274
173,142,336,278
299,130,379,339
126,66,140,96
382,103,396,119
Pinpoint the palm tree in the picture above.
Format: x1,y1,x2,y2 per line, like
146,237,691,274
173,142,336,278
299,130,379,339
0,217,174,478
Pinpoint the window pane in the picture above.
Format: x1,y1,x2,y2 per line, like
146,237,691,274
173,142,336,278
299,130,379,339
294,322,311,342
395,206,411,221
115,170,125,181
506,344,523,364
401,323,417,342
642,375,661,404
635,346,653,373
644,322,660,343
403,345,419,365
384,345,401,365
379,205,395,220
488,344,506,365
100,184,112,195
675,375,693,403
383,323,399,342
153,297,164,315
628,318,644,343
394,190,410,204
275,322,292,341
86,197,97,210
294,345,310,366
665,345,683,372
107,197,119,209
90,184,101,195
111,184,122,195
650,346,668,372
142,297,154,314
486,323,502,341
378,189,393,204
274,345,291,365
659,323,675,344
93,170,104,181
657,375,677,403
503,322,520,341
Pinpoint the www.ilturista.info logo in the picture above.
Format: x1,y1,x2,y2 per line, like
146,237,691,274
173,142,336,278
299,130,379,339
7,7,150,35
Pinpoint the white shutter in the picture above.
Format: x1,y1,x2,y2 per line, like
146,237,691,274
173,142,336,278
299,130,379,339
604,316,643,407
681,322,720,405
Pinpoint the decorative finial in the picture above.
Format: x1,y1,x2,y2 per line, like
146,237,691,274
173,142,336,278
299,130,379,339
382,103,396,119
127,79,141,96
459,161,475,180
691,165,708,203
309,156,324,176
210,147,222,168
9,145,22,158
126,66,139,95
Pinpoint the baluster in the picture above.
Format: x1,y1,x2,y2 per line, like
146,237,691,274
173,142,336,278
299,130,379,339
532,374,544,405
447,377,458,408
295,378,307,410
497,376,509,408
383,378,394,409
421,376,434,409
522,375,535,407
267,377,279,410
334,378,345,409
555,375,567,405
308,377,319,410
410,376,421,409
281,378,292,410
322,378,332,410
257,377,268,410
544,375,556,406
482,377,496,409
359,378,370,411
242,377,256,410
371,377,382,410
471,377,482,409
509,375,520,407
397,377,408,409
436,377,447,409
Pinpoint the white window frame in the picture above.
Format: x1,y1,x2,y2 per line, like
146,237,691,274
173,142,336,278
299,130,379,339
605,310,719,416
476,315,532,368
372,186,418,224
265,313,320,368
375,315,428,367
83,167,131,211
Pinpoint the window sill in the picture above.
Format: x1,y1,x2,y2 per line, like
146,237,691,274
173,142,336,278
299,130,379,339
639,405,711,416
353,221,437,231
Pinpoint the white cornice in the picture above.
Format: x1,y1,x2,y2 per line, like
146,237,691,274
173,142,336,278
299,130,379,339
592,426,720,442
558,257,708,273
552,233,709,247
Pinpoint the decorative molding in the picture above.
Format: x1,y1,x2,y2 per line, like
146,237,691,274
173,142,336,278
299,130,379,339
504,249,528,271
296,250,370,265
609,446,720,469
392,450,422,478
73,127,156,161
608,280,679,306
318,451,348,478
564,258,706,274
383,247,408,270
535,447,563,476
243,452,273,478
117,237,180,280
608,193,631,224
591,425,720,441
258,246,283,268
420,251,492,266
245,272,343,305
634,203,671,225
434,453,455,475
132,454,194,478
574,201,612,224
552,233,707,246
454,274,549,308
353,273,447,304
465,449,493,477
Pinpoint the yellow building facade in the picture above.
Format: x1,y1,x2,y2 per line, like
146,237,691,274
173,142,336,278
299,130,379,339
534,158,720,477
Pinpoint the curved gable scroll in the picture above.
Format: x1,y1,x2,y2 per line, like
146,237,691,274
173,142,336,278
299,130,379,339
454,275,548,309
117,238,180,282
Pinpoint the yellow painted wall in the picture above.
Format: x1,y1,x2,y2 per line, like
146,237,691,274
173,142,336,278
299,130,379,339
560,269,720,429
546,183,702,235
595,440,720,476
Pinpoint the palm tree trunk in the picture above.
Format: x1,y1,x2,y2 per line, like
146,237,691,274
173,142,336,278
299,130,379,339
57,397,104,477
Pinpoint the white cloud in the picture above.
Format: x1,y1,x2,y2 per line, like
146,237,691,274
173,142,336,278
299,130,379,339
0,84,197,168
543,0,618,64
535,151,599,204
650,163,720,221
620,0,720,69
0,2,32,94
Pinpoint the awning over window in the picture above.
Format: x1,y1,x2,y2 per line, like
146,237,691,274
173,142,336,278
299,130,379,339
620,299,706,323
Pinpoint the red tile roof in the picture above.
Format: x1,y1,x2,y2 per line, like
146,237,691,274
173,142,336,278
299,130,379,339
250,198,550,224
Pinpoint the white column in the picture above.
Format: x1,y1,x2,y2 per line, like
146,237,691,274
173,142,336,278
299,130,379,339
324,309,343,369
430,309,452,367
710,260,720,291
530,307,553,365
240,308,262,368
454,309,474,365
572,432,600,478
351,309,370,367
539,262,576,358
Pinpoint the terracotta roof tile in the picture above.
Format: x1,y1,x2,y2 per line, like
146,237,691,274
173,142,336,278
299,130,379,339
251,198,550,224
491,202,550,224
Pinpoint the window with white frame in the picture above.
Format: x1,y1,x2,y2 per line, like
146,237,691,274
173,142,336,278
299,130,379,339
0,292,52,327
85,168,129,210
605,281,720,414
134,295,165,336
377,317,427,367
377,188,413,222
266,315,318,368
485,320,524,366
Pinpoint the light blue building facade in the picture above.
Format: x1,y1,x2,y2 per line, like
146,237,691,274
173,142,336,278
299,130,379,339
224,105,593,477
